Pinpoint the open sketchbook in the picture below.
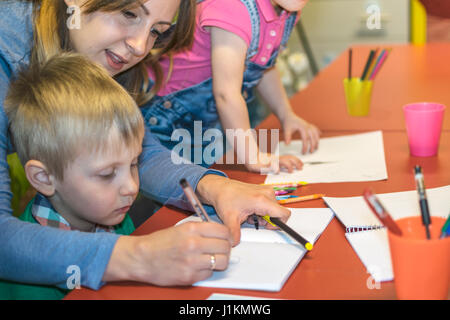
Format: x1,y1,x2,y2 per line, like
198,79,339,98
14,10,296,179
264,131,388,184
323,185,450,282
176,208,334,292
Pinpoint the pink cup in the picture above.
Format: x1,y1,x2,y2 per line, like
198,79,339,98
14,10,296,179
403,103,446,157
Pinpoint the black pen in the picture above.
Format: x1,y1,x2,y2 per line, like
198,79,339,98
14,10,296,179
251,214,259,230
180,178,211,222
414,166,431,239
262,216,313,251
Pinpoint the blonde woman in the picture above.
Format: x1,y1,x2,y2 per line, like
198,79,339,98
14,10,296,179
0,0,289,290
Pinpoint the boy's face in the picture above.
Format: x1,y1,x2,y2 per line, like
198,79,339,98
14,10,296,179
50,128,142,232
272,0,309,12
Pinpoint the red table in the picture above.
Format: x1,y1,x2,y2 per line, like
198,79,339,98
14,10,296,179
66,44,450,300
259,43,450,133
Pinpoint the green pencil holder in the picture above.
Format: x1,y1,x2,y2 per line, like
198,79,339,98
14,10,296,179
343,77,373,117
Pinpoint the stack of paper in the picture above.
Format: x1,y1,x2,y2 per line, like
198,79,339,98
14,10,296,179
176,208,334,292
264,131,388,184
323,185,450,282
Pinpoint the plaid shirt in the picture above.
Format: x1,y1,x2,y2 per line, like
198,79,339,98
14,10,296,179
31,193,115,233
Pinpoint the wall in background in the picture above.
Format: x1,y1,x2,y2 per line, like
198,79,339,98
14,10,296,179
278,0,409,94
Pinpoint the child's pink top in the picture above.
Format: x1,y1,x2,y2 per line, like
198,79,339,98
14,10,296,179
149,0,300,96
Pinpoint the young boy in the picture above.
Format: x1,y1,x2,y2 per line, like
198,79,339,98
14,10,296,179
0,53,145,299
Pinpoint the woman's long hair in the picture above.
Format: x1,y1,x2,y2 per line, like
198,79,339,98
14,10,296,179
31,0,196,106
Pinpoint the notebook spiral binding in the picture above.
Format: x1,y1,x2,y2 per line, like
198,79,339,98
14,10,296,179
346,225,385,233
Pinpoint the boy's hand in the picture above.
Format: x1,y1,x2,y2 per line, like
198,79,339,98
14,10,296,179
105,222,232,286
282,112,321,154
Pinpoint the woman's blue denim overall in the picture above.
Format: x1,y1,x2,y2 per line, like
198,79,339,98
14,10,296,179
140,0,297,167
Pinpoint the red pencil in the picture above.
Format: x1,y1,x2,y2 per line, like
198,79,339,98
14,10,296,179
369,48,390,80
363,189,403,236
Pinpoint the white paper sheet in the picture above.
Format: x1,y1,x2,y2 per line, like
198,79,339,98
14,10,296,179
345,229,393,282
323,185,450,228
324,185,450,282
176,208,334,292
264,131,388,184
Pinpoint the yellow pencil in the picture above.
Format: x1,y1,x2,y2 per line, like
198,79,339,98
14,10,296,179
365,47,379,81
278,194,325,204
261,181,308,186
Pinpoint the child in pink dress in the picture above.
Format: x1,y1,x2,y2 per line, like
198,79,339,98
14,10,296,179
143,0,320,172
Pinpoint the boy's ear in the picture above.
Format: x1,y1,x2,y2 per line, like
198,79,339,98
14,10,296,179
24,160,56,197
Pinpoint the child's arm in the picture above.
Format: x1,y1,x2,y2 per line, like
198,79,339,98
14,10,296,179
210,27,302,173
255,65,321,154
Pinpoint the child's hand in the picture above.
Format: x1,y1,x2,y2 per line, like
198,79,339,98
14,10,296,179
244,152,303,174
282,112,321,154
278,154,304,173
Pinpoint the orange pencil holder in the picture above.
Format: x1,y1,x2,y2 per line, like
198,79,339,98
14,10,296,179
343,77,373,116
387,216,450,300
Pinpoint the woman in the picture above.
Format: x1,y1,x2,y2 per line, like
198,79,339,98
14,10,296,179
0,0,290,290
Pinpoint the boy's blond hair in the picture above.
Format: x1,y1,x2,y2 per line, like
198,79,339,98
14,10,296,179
5,53,145,180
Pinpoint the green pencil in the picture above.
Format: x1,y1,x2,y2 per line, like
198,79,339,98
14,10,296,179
439,213,450,239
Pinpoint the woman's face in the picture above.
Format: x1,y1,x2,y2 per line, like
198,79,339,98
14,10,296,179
66,0,181,76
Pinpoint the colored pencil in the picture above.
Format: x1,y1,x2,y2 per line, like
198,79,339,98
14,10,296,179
275,190,291,196
278,194,325,204
348,48,352,79
361,49,375,80
261,181,308,186
440,214,450,239
365,47,379,80
270,184,302,188
276,195,299,201
273,187,297,191
368,49,386,79
369,49,390,80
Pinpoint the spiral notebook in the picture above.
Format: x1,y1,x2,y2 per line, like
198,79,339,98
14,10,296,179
175,208,334,292
323,185,450,282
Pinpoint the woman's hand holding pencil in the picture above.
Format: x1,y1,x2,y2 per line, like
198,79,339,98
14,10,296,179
198,176,292,245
